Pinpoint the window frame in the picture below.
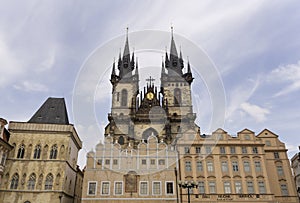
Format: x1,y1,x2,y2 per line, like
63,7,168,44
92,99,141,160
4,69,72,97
139,181,148,196
101,181,110,195
87,181,97,196
114,181,123,196
165,181,174,195
152,181,162,195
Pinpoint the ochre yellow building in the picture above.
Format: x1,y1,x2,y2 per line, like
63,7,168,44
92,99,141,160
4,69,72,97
81,30,298,203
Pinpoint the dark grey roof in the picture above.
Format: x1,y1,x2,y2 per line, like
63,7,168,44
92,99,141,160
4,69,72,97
28,97,69,125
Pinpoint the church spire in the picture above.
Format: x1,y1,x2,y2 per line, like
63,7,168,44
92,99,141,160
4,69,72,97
118,27,134,79
187,59,192,74
123,27,130,57
182,58,194,84
112,58,116,76
166,26,182,76
135,57,139,75
170,26,178,57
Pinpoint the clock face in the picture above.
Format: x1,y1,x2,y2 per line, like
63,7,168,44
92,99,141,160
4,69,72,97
146,92,154,100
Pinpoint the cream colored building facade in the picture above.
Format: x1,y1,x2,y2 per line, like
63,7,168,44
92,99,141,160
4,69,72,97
177,128,299,203
82,135,178,202
82,30,298,203
0,98,83,203
0,118,13,185
291,148,300,200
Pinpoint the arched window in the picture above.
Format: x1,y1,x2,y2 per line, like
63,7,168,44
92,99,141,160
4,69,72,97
174,88,181,106
45,174,53,190
24,201,31,203
43,145,48,159
17,144,25,158
10,173,19,189
33,145,41,159
118,136,124,145
56,173,61,185
60,145,65,156
49,145,58,159
142,128,158,143
27,173,36,190
121,89,128,107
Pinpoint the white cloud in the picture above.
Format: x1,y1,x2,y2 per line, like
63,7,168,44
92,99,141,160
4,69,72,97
240,102,270,122
0,34,22,86
38,48,56,72
13,81,49,92
225,77,260,119
269,60,300,96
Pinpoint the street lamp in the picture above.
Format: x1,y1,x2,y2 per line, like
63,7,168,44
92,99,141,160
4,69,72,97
178,180,198,203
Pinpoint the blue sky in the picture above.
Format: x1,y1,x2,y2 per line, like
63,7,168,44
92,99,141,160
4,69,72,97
1,0,300,167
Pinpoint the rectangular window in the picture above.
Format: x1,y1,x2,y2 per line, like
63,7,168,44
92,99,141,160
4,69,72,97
1,153,7,165
217,134,223,140
274,152,280,159
247,181,254,193
277,165,284,176
185,161,192,172
244,161,250,172
242,146,247,154
116,92,120,102
207,161,214,172
280,184,289,196
205,146,212,154
97,159,102,165
184,147,190,154
196,147,201,154
230,146,236,154
88,182,97,195
150,159,155,165
105,159,110,165
166,182,174,195
158,159,165,165
140,182,148,195
255,161,261,172
141,159,147,165
220,146,226,154
196,161,203,171
209,182,216,194
114,182,123,195
224,182,231,194
235,181,242,194
101,182,110,195
252,147,258,154
198,181,205,194
258,181,266,194
221,161,228,172
232,161,239,172
153,182,161,195
113,159,118,165
265,140,271,146
245,135,250,140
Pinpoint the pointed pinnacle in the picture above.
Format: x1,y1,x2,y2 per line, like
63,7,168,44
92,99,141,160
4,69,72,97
123,27,130,57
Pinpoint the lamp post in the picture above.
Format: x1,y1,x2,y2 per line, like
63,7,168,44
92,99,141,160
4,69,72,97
178,180,198,203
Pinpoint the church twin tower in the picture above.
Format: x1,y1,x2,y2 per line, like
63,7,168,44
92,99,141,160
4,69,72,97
106,29,198,148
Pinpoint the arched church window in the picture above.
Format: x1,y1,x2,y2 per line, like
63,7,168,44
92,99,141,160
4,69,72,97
142,128,158,143
10,173,19,189
174,88,181,106
45,173,53,190
49,145,58,159
33,145,41,159
27,173,36,190
118,136,125,145
121,89,128,107
17,144,25,158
